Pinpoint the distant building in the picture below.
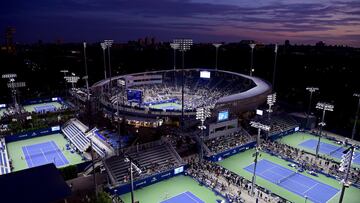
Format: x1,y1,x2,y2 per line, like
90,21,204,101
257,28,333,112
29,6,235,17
1,27,16,54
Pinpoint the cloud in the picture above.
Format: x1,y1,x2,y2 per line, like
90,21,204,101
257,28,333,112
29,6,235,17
1,0,359,46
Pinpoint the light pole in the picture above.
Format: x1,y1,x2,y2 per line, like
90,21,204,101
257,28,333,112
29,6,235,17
83,42,90,101
338,146,355,203
213,43,222,70
351,93,360,140
170,43,179,70
249,43,256,76
272,44,278,91
315,102,334,157
306,87,319,129
100,42,107,80
125,157,142,203
2,73,26,113
104,40,114,95
250,121,270,197
267,93,277,121
196,106,211,161
173,39,193,128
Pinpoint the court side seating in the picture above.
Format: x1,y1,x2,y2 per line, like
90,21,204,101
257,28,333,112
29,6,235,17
0,138,11,175
62,122,91,152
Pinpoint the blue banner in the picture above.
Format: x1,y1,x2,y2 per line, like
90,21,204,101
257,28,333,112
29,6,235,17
5,126,61,143
22,97,64,105
108,165,188,195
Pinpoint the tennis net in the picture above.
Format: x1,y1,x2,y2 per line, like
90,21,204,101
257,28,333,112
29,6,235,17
277,171,297,184
329,146,343,155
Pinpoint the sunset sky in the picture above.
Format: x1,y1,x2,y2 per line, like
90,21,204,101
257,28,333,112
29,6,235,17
1,0,360,46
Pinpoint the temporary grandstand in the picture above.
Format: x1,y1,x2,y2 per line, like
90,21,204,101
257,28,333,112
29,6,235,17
62,118,115,158
104,139,184,187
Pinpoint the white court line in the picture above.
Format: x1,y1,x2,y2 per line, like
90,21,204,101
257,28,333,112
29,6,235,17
326,190,340,203
184,192,202,203
24,146,35,167
302,183,319,195
50,141,66,165
40,148,50,163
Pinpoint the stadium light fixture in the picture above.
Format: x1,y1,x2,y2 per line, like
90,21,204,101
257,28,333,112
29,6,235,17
267,93,277,120
196,106,211,161
213,43,222,70
64,75,80,88
250,121,270,196
2,73,17,79
351,93,360,140
60,70,69,97
173,38,193,128
249,43,256,76
170,43,180,70
315,102,334,157
305,87,319,129
104,39,114,95
100,42,107,79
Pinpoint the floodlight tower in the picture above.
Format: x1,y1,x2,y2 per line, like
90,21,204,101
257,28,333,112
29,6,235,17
2,73,26,112
249,43,256,76
196,106,211,161
100,42,107,80
170,42,179,70
306,87,319,129
250,121,270,196
83,42,90,101
338,146,355,203
104,39,114,94
125,157,142,203
173,39,193,126
272,44,278,91
213,43,222,70
267,93,277,120
60,70,69,97
351,93,360,140
64,74,80,89
315,102,334,157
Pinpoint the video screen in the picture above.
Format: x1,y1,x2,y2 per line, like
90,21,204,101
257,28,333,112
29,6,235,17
174,166,184,174
218,110,229,122
200,71,211,79
127,89,142,103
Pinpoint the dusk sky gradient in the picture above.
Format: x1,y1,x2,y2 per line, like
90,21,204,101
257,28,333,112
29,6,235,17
1,0,360,46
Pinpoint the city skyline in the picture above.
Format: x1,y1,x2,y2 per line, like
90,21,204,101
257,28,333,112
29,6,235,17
1,0,360,46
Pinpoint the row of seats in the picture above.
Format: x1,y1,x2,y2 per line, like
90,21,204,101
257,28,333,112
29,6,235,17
62,123,90,152
0,138,11,175
105,143,181,184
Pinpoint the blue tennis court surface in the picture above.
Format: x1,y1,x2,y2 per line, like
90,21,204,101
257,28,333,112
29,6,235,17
22,141,69,168
244,159,339,203
299,139,360,165
160,191,205,203
34,104,56,113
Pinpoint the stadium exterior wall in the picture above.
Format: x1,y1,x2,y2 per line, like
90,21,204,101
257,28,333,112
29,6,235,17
107,165,188,195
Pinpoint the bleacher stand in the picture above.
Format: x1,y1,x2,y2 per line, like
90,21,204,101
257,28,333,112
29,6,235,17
0,138,11,175
104,140,184,186
204,129,255,155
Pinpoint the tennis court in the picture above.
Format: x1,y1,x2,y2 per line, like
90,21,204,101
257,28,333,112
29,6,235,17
22,141,69,168
149,102,182,110
160,191,204,203
299,139,360,165
119,175,225,203
244,159,339,203
23,101,63,113
7,133,84,171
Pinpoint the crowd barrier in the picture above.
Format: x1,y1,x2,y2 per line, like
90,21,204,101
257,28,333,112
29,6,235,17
4,126,61,143
108,165,188,195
